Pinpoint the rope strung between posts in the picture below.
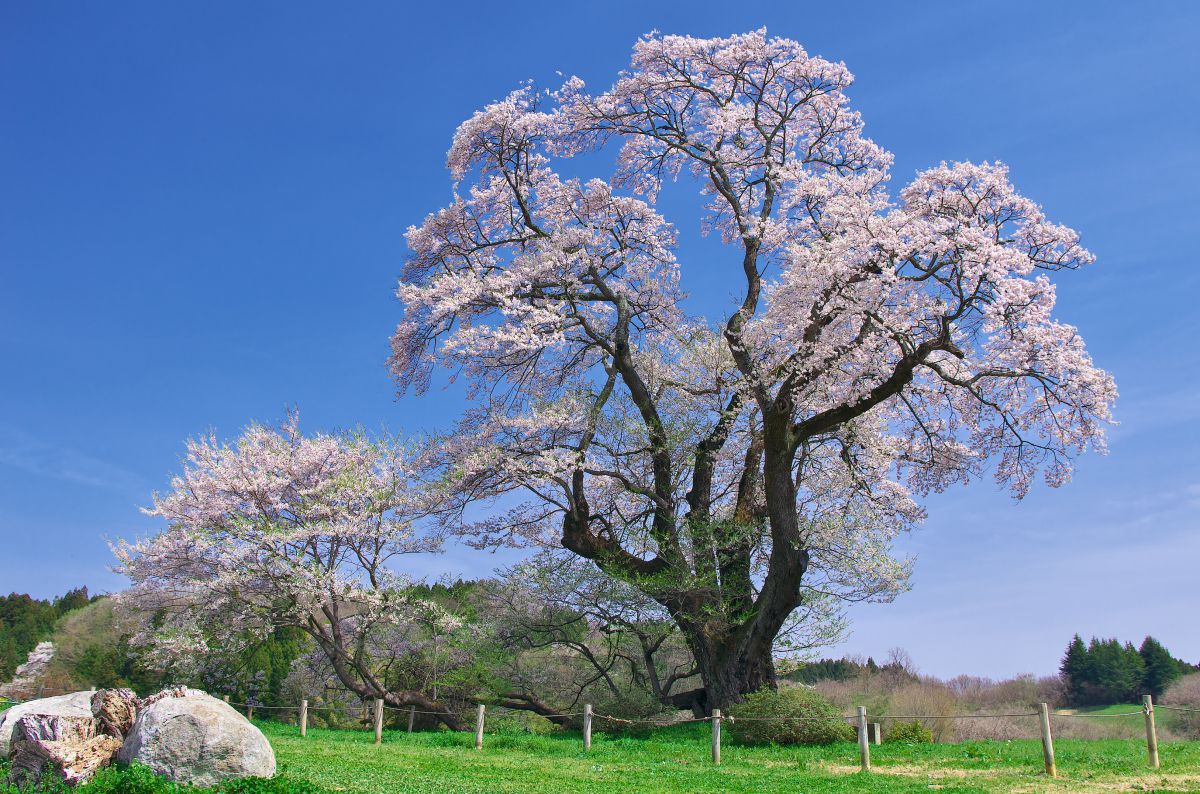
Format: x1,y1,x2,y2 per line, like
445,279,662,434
13,694,1198,722
593,713,711,726
864,712,1038,720
381,706,455,716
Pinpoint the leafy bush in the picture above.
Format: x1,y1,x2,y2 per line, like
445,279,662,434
486,711,558,736
591,688,676,737
729,686,855,746
888,719,933,743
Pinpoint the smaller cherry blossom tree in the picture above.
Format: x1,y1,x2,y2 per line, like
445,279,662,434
112,412,469,729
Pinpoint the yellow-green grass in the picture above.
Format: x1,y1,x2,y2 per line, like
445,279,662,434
1057,702,1187,733
3,718,1199,792
262,720,1200,793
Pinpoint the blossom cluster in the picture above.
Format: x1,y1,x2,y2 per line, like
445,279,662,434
390,30,1114,637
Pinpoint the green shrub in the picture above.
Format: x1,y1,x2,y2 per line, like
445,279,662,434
486,711,558,736
592,688,676,737
728,686,855,746
887,719,933,743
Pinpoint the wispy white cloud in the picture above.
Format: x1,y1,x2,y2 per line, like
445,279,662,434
0,427,146,493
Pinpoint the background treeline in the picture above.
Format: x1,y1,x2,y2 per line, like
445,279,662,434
7,586,1200,745
1060,634,1197,705
1,586,310,706
0,588,93,680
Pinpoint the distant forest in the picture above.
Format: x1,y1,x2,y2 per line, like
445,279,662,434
0,587,92,680
5,587,1198,714
782,636,1198,707
1060,634,1197,705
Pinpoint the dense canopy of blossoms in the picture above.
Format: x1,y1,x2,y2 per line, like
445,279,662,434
390,30,1114,709
113,413,467,725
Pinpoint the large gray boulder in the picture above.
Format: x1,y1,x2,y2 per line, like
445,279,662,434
0,690,96,758
117,689,275,786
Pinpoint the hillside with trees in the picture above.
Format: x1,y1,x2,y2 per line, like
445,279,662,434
0,587,92,682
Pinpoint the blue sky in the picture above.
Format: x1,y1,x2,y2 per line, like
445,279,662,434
2,1,1197,679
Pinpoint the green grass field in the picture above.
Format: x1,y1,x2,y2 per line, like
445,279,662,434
3,717,1199,792
258,720,1200,793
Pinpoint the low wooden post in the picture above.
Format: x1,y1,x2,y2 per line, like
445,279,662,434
474,704,486,750
247,705,255,721
583,704,593,751
857,706,870,771
299,699,308,737
872,722,882,745
1038,703,1056,777
1143,695,1160,769
374,698,384,745
711,708,721,765
407,705,416,733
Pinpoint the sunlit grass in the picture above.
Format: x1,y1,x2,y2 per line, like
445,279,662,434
262,719,1200,793
2,718,1198,792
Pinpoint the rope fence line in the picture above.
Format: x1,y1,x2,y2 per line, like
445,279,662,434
5,689,1198,780
265,694,1192,779
594,713,711,726
858,711,1039,720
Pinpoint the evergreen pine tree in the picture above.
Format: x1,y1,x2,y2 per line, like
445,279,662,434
1140,636,1182,699
1061,634,1089,705
1122,641,1147,701
1086,638,1145,703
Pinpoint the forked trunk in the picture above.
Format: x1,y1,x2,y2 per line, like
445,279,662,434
675,629,778,716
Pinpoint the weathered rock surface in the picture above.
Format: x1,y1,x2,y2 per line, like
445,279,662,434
118,689,275,787
7,714,121,788
91,687,138,737
0,690,95,758
12,714,96,744
0,642,55,699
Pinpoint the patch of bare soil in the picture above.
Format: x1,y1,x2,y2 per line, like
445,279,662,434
814,761,1200,792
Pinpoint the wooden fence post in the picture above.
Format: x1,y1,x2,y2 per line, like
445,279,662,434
247,705,255,721
872,722,881,745
711,709,721,765
1143,695,1160,769
299,699,308,737
583,704,593,752
1038,703,1056,777
374,699,384,745
223,695,230,704
474,704,486,750
407,705,416,733
857,706,870,772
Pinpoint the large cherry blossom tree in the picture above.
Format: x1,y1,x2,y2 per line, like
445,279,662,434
112,413,470,729
393,30,1116,712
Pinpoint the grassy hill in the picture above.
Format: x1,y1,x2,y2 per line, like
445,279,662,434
1,596,163,697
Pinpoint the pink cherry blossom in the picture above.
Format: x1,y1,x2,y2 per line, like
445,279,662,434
393,29,1116,711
